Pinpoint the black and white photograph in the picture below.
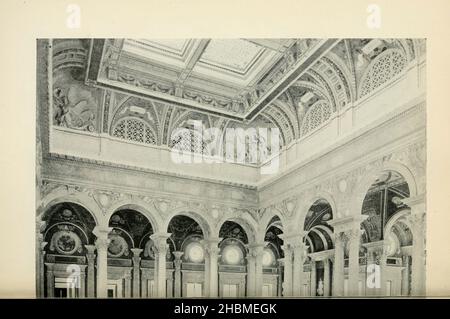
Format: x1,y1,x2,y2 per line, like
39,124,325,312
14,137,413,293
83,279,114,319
35,38,426,298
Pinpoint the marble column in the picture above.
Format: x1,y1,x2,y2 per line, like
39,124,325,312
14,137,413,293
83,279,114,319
323,258,331,297
45,263,55,298
328,216,367,297
173,251,184,298
310,259,317,296
404,196,426,296
292,241,306,296
365,248,375,290
379,247,387,296
36,220,47,298
131,248,143,298
204,252,210,297
79,271,86,298
246,254,256,297
202,238,221,297
277,260,284,297
347,228,361,296
85,245,96,298
281,245,293,297
332,232,345,297
401,255,411,296
248,243,265,296
150,232,171,298
93,226,112,298
124,269,132,298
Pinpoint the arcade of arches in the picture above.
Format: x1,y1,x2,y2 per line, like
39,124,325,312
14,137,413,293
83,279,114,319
36,38,426,298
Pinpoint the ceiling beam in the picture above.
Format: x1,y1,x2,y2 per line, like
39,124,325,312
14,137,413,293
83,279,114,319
244,39,290,53
244,39,341,121
177,39,211,84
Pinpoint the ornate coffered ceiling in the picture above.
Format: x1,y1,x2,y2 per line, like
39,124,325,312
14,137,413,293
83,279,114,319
86,38,339,121
50,38,424,160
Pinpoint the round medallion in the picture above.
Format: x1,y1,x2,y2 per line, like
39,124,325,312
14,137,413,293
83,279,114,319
108,234,129,258
222,245,242,265
185,242,205,263
52,230,82,255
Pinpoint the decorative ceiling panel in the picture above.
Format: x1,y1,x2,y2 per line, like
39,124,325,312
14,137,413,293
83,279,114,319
198,39,263,74
87,38,341,121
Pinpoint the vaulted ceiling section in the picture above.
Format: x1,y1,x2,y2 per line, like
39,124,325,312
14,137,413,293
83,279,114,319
51,38,423,156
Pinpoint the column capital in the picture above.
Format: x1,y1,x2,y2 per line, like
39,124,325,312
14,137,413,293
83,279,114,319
150,233,171,253
201,237,222,255
93,227,112,250
362,240,383,253
173,251,184,260
131,248,143,257
246,242,267,257
93,226,112,238
309,249,334,262
173,251,184,269
85,244,96,255
344,227,362,241
327,215,368,233
279,232,307,245
150,232,172,241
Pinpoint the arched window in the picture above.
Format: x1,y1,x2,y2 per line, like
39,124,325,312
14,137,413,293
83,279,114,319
359,49,407,98
112,117,157,145
301,100,332,136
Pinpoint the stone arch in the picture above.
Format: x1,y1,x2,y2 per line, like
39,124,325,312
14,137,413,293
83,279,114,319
323,51,356,103
300,100,333,136
216,213,258,245
292,190,337,231
272,99,300,139
351,161,418,218
106,200,163,234
257,208,287,243
111,116,158,145
110,96,161,144
164,208,214,239
38,190,102,226
309,227,329,250
384,208,412,235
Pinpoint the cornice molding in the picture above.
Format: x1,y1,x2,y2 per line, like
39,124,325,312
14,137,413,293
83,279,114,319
44,152,258,191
